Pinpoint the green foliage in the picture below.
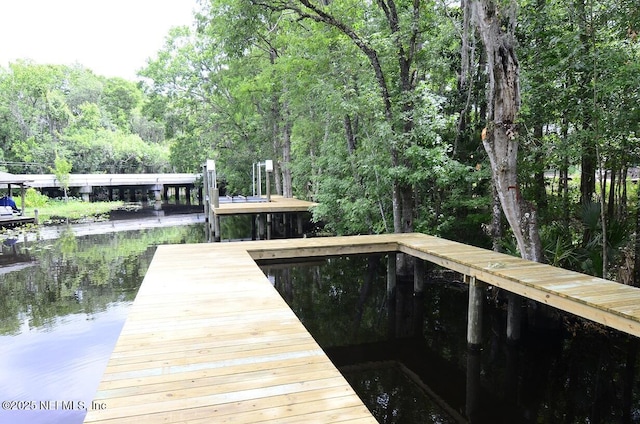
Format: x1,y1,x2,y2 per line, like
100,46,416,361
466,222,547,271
0,62,169,174
53,155,72,201
33,199,124,224
24,188,49,208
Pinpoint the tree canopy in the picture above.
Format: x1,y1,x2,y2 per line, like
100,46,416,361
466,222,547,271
0,61,171,174
2,0,640,281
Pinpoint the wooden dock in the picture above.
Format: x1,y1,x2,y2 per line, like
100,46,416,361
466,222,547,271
208,195,317,242
242,233,640,338
212,195,316,216
86,233,640,423
0,215,36,228
84,242,377,424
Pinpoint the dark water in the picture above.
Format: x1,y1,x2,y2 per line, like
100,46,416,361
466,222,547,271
0,221,205,424
262,255,640,424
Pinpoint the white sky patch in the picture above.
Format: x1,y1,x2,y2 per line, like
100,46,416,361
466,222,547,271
0,0,197,80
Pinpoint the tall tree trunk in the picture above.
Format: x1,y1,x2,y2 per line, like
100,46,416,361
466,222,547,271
280,0,418,238
281,120,293,197
471,0,543,262
489,183,504,252
532,125,547,210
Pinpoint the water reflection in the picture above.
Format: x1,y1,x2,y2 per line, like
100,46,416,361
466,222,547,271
263,255,640,424
0,223,204,424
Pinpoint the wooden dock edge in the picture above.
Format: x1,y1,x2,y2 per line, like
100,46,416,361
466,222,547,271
240,233,640,338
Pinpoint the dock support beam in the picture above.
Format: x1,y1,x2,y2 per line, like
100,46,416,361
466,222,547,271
266,214,272,240
414,258,425,294
413,258,426,336
466,349,481,421
211,187,220,242
387,253,397,338
466,275,484,349
507,293,522,342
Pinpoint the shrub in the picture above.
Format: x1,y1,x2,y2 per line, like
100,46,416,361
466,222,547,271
23,188,50,208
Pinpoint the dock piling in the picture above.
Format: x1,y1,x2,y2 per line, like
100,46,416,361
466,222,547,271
466,275,484,349
507,293,522,342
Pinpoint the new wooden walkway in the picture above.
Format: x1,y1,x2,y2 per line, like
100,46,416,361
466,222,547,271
86,233,640,423
208,195,317,241
84,241,377,424
212,195,316,216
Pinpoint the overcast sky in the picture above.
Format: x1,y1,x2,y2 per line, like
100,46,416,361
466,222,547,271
0,0,197,80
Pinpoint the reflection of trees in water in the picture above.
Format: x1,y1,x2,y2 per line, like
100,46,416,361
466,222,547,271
266,257,640,423
0,224,204,335
264,255,388,347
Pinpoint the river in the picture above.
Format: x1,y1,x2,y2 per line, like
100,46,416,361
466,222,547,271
0,214,206,424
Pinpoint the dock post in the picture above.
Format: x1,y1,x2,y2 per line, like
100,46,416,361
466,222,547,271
20,186,26,216
251,215,257,240
297,213,303,237
413,258,426,336
507,293,522,342
258,213,265,240
203,163,209,222
414,258,425,294
266,213,272,240
387,253,397,297
212,187,220,242
466,348,481,421
466,275,484,349
387,253,397,338
265,160,273,202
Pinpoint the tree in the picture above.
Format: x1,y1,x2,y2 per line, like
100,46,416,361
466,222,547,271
469,0,543,262
246,0,440,237
53,155,72,202
100,78,142,131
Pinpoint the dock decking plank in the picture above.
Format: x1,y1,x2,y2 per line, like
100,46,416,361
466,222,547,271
85,243,377,424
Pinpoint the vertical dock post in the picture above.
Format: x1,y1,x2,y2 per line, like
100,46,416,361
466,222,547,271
466,348,481,421
413,258,426,336
414,258,425,294
387,253,397,337
266,213,272,240
20,186,26,216
466,275,484,349
265,160,272,202
265,160,273,239
251,215,257,240
212,187,220,242
204,160,217,242
258,213,266,240
297,213,303,237
387,253,397,299
507,293,522,342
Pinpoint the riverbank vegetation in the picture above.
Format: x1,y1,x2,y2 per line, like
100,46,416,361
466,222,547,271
1,1,639,283
20,188,123,224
